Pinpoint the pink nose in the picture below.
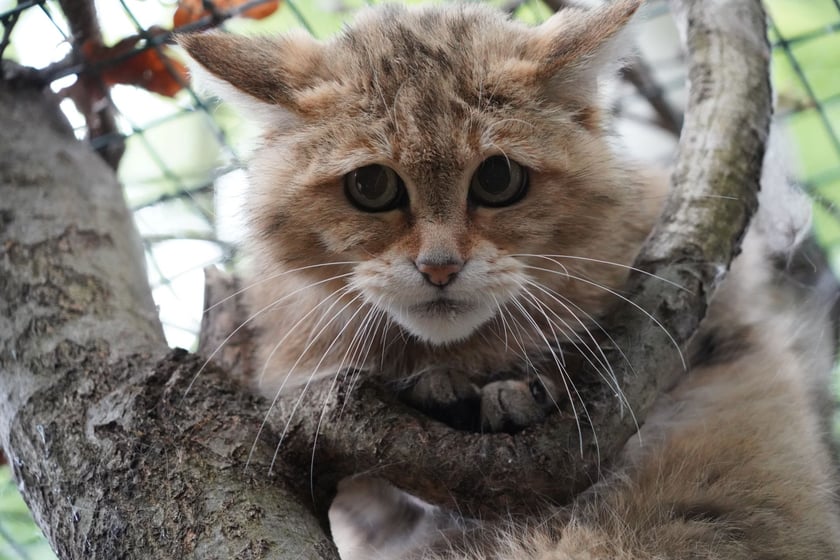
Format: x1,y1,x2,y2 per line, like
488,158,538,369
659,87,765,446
416,260,463,287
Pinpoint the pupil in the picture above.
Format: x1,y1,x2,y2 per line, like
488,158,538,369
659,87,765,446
480,158,512,194
356,165,389,200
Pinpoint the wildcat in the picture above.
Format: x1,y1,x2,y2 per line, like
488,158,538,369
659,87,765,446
180,1,840,558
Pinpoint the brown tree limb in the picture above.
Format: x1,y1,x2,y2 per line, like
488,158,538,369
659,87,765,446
620,59,684,135
0,73,337,559
56,0,125,168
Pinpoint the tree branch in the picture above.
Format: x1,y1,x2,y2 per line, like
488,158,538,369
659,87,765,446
620,59,684,135
0,73,337,559
56,0,125,169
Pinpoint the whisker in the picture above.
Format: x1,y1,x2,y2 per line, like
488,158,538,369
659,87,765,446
521,264,686,369
509,298,593,459
519,287,611,386
186,271,355,397
498,302,540,374
511,253,690,293
256,283,356,386
528,281,637,378
310,302,385,503
521,285,637,436
203,261,360,313
490,293,511,352
522,281,631,410
346,310,387,397
243,291,366,472
266,292,371,474
336,299,387,416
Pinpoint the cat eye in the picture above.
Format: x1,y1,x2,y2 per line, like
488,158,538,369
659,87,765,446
469,156,528,207
344,164,406,212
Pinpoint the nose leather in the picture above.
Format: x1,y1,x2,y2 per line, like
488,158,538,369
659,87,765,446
416,260,463,287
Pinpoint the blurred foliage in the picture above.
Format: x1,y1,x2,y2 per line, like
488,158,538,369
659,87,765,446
0,468,56,560
766,0,840,269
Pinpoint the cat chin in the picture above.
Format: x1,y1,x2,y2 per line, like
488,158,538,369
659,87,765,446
389,302,496,346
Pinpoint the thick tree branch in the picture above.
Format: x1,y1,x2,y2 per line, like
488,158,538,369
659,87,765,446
0,74,337,559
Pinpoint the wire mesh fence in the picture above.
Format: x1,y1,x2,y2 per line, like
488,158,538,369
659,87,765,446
1,0,838,557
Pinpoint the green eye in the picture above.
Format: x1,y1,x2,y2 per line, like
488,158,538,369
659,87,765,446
344,164,406,212
469,156,528,207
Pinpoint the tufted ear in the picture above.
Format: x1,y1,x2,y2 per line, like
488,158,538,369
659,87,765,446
530,0,641,78
178,30,326,121
514,0,642,128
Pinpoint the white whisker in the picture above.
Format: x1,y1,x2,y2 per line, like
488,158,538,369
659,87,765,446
266,291,371,473
519,286,610,383
203,261,360,313
243,290,366,472
520,285,638,438
511,253,690,293
522,281,629,403
529,281,637,377
186,271,355,397
522,264,686,369
490,293,512,352
509,298,593,459
256,283,355,386
310,301,386,502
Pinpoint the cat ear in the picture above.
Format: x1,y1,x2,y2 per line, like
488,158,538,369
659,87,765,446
178,30,324,123
525,0,642,125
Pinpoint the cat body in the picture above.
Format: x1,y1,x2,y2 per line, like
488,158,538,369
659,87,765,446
180,1,840,557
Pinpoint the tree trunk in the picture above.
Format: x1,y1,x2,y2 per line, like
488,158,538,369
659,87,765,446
0,73,337,559
0,0,771,557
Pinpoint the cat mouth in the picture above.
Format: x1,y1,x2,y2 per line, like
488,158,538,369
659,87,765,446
412,298,472,317
390,296,497,344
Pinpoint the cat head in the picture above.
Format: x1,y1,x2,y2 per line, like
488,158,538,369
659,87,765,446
180,1,658,347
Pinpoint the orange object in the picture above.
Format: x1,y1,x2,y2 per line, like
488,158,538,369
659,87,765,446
174,0,281,28
81,29,187,97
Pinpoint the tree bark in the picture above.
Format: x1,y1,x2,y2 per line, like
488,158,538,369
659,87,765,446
0,0,772,557
0,73,337,559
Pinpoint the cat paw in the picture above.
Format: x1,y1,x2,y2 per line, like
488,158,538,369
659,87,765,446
399,370,482,431
479,376,562,433
399,370,562,433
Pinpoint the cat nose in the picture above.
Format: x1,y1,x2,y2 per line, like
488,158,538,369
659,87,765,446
415,258,463,287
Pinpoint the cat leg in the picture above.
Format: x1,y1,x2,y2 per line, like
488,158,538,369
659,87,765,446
329,476,467,560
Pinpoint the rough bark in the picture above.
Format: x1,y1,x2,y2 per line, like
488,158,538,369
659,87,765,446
0,0,772,557
0,74,337,559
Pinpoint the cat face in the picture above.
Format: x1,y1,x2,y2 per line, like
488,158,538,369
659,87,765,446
181,1,654,349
